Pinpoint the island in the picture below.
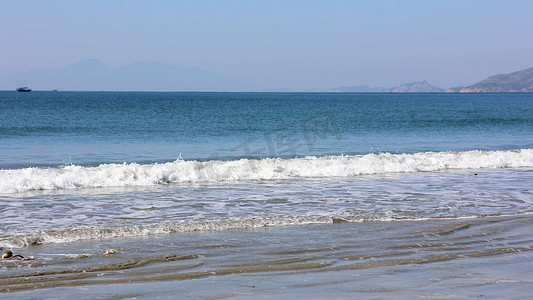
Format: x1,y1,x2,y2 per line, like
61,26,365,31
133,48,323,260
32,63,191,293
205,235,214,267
447,67,533,93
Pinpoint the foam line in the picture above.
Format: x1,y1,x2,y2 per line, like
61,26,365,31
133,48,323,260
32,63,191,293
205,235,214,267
1,149,532,193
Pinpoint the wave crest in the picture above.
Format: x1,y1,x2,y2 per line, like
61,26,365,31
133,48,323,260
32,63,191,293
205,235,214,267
1,149,532,193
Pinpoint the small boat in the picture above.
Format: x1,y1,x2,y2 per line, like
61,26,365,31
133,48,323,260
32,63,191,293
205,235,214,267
16,87,32,92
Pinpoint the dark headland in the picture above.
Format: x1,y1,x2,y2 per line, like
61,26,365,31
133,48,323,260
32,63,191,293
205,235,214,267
447,67,533,92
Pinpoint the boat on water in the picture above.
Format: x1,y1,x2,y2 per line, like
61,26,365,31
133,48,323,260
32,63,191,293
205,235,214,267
16,87,32,92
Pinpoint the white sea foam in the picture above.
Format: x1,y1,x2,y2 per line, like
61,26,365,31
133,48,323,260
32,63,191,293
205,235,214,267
1,149,533,194
0,216,326,248
2,212,531,248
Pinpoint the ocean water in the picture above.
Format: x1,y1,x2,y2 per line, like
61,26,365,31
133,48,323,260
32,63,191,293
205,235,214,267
1,91,533,298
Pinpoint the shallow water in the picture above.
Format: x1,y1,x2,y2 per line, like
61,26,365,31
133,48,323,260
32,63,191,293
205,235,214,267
2,215,532,298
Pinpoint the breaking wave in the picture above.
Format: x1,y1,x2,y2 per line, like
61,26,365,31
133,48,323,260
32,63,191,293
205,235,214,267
1,149,533,194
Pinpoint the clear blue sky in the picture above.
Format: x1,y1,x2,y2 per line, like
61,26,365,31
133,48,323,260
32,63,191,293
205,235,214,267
1,0,533,90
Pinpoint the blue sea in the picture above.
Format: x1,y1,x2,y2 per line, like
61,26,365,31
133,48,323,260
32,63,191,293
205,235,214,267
1,91,533,298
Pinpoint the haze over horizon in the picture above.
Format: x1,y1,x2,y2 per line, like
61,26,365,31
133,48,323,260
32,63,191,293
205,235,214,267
2,0,533,91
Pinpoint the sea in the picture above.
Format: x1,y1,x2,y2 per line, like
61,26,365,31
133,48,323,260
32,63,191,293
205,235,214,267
1,91,533,298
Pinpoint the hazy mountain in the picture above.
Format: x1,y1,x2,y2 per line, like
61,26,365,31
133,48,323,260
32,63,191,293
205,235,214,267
332,80,443,93
0,59,257,91
388,80,444,92
447,67,533,92
5,61,533,92
330,85,387,92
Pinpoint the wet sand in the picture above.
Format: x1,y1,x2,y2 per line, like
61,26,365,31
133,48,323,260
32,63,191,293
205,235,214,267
1,214,533,298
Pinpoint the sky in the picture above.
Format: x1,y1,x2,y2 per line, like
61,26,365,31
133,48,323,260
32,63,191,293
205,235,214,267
1,0,533,90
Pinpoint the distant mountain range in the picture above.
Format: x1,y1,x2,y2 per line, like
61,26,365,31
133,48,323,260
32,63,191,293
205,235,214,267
0,59,257,91
2,60,533,92
447,67,533,92
330,85,386,93
334,67,533,93
389,80,444,93
332,80,444,93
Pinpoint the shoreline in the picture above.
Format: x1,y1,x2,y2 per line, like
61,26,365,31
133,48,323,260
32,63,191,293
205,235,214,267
2,214,532,298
